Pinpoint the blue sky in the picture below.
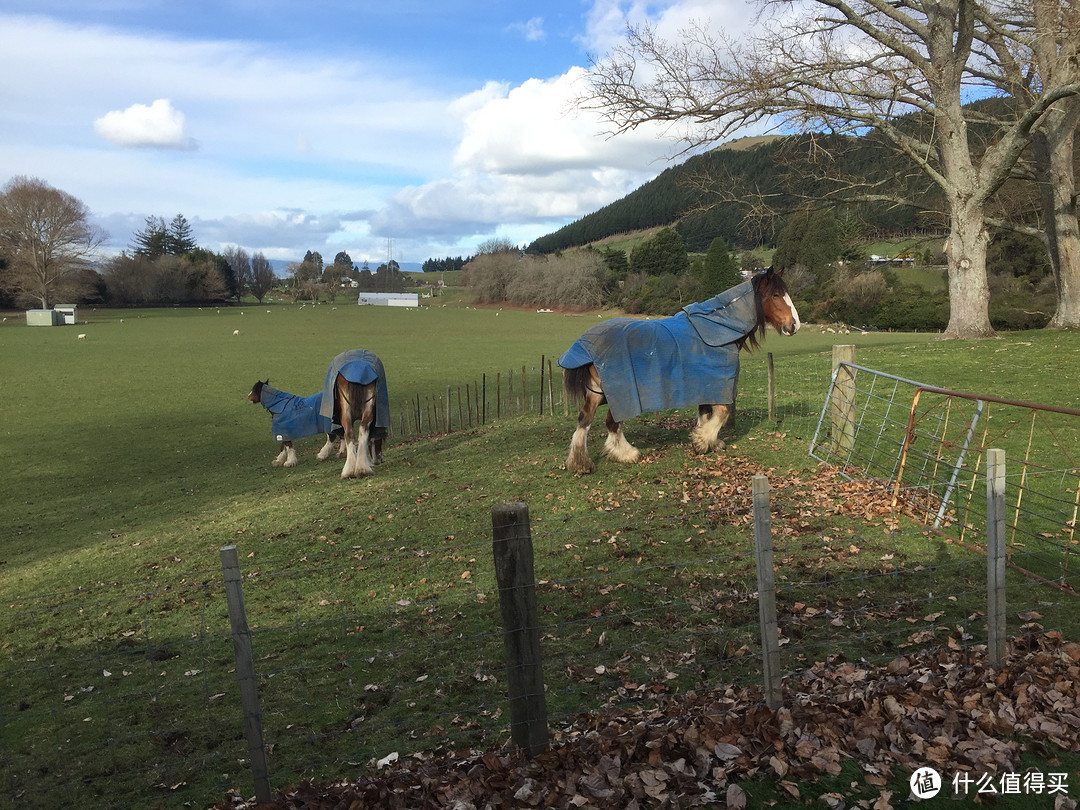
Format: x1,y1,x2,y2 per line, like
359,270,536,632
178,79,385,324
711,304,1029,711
0,1,754,267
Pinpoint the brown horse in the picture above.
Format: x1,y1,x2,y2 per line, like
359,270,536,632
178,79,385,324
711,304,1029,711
559,268,800,474
249,350,389,479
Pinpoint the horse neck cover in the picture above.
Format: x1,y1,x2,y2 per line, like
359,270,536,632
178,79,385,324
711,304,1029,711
259,385,337,441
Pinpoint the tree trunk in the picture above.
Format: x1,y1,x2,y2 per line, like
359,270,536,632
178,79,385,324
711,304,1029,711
1032,110,1080,329
934,84,996,340
942,205,995,338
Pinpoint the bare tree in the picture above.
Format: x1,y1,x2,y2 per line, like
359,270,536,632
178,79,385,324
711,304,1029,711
0,176,105,308
976,0,1080,328
475,236,520,256
223,245,253,301
250,251,276,303
587,0,1080,338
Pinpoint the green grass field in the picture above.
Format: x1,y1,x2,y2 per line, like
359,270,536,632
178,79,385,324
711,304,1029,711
2,301,1079,809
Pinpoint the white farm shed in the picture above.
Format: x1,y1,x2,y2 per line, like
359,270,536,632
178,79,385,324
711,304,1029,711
358,292,418,308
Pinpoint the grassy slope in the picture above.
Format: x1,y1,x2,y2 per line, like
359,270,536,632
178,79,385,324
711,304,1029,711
2,302,1079,808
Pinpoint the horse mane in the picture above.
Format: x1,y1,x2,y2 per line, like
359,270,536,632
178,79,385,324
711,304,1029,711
736,268,778,352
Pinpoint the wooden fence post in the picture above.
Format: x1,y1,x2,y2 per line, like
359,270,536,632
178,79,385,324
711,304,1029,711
547,359,555,416
987,448,1007,666
539,355,545,416
831,344,857,457
767,352,775,423
220,545,272,803
491,502,549,756
446,386,452,432
752,476,782,710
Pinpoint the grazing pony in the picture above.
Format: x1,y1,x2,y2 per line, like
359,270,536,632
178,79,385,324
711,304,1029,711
249,349,390,478
558,268,800,473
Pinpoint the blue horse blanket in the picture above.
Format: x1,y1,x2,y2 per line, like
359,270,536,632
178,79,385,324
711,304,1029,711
261,350,390,441
319,350,390,440
261,387,338,442
558,281,757,423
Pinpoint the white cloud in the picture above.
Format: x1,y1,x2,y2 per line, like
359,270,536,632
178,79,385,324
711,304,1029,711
366,66,682,246
506,16,546,42
454,68,674,176
93,99,197,150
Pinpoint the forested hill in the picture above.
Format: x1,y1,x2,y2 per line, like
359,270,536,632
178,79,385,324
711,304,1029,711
526,130,944,254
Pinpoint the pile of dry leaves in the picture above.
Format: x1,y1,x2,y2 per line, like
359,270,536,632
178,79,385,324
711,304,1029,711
215,632,1080,810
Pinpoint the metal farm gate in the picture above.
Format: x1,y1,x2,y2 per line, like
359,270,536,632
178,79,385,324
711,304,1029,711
810,346,1080,595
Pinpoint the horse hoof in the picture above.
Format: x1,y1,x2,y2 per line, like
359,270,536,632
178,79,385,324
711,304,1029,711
566,458,595,474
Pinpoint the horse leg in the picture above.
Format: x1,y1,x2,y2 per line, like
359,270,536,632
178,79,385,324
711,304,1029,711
340,378,374,479
272,440,296,467
601,410,641,463
690,404,733,454
566,388,602,475
371,437,385,465
316,434,335,460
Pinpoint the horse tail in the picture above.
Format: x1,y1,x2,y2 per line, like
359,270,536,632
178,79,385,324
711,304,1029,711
563,364,593,407
334,375,361,423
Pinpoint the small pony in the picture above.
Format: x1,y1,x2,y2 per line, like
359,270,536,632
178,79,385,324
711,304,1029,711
558,268,800,473
249,349,390,478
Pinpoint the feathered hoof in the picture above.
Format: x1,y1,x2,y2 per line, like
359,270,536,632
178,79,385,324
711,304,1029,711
690,431,726,455
341,466,373,479
601,441,641,464
271,459,284,468
565,451,595,474
283,459,297,468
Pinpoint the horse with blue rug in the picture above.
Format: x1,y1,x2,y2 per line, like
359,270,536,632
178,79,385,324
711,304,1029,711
558,268,800,473
249,349,390,478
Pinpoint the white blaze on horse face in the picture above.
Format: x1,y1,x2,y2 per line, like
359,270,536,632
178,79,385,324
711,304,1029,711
783,293,801,335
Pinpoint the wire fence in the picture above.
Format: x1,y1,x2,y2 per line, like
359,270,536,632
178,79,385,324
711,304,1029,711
384,349,827,441
811,347,1080,596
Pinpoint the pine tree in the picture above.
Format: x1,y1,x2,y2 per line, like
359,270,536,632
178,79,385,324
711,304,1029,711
702,237,740,295
132,216,169,258
167,214,196,254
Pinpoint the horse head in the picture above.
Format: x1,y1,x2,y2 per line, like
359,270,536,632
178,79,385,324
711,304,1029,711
249,380,268,403
755,267,801,337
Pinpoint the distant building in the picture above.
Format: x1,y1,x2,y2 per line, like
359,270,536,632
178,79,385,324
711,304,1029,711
358,292,418,308
868,255,915,266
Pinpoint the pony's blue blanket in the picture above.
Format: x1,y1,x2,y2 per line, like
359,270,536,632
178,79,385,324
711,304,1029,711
260,387,338,442
319,350,390,439
558,281,757,423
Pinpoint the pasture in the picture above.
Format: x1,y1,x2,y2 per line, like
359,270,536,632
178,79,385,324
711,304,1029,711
2,301,1079,809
